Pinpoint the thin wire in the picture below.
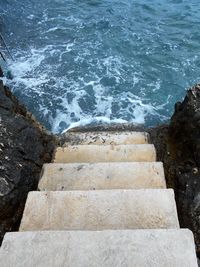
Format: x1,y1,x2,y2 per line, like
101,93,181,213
0,51,6,62
0,33,14,61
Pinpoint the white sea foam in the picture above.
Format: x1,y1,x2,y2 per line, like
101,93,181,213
9,49,45,78
5,12,169,135
6,43,167,134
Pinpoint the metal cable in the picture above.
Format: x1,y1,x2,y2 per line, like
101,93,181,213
0,33,14,61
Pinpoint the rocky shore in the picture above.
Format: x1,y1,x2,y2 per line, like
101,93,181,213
0,72,200,261
149,84,200,259
0,78,55,245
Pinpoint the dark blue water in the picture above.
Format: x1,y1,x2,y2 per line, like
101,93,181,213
1,0,200,133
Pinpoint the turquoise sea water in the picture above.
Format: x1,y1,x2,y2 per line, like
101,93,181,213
1,0,200,133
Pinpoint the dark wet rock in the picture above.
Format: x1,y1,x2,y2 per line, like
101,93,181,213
67,123,145,132
0,80,55,245
0,67,3,77
149,83,200,260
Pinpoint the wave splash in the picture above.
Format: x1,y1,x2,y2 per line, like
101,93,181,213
5,44,166,133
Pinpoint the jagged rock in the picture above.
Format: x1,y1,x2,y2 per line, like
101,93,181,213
0,67,3,78
149,84,200,260
0,80,55,245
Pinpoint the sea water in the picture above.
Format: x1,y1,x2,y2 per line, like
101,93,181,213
1,0,200,133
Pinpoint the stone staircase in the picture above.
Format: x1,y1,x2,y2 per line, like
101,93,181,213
0,131,198,266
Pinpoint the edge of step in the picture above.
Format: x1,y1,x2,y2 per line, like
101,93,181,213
62,131,150,145
0,229,198,267
19,189,179,231
38,162,166,191
53,144,157,163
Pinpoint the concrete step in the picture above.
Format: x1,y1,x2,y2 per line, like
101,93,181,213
63,131,149,145
19,189,179,231
53,144,156,163
39,162,166,191
0,229,197,267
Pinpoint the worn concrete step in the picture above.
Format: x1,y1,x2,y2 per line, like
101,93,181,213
20,189,179,231
39,162,166,191
63,131,149,145
0,230,197,267
54,144,156,163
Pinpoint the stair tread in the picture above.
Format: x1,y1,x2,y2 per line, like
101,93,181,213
0,229,197,267
63,131,149,145
54,144,156,163
39,162,166,191
20,189,179,231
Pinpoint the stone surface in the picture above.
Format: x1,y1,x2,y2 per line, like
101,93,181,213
62,131,149,145
19,189,179,231
0,229,198,267
39,162,166,191
0,81,55,245
54,144,156,163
